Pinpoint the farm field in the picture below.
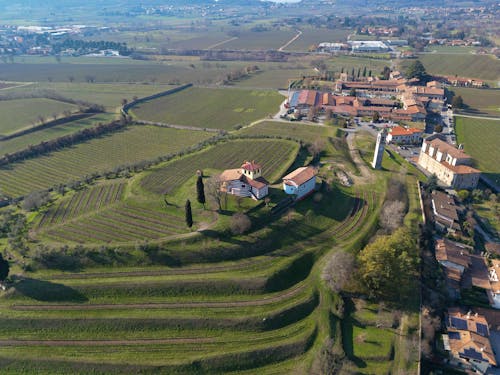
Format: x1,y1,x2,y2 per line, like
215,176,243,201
454,116,500,188
448,87,500,116
222,29,296,50
24,82,175,110
0,57,251,85
238,120,332,144
0,98,78,137
411,53,500,86
130,87,284,130
140,138,299,195
284,27,351,51
234,67,316,89
0,125,212,198
0,113,115,156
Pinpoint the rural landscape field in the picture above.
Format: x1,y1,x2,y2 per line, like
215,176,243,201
0,0,499,374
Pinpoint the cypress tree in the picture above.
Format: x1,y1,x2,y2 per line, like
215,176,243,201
362,66,367,77
196,176,206,207
0,254,9,282
185,200,193,228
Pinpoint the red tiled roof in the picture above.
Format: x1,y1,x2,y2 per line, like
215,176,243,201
283,166,316,187
241,161,261,171
390,126,423,136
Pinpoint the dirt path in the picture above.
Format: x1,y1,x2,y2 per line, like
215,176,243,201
345,131,375,184
12,284,306,311
207,36,238,49
278,30,302,51
0,338,215,346
454,113,500,121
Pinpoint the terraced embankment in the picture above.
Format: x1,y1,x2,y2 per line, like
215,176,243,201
1,185,380,374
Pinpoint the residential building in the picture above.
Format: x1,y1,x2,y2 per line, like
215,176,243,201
431,190,461,232
435,238,471,298
386,126,423,144
220,161,269,200
444,308,497,373
418,135,481,189
282,166,317,200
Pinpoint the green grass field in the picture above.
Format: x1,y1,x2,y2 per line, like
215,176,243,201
238,120,332,144
411,53,500,86
284,27,351,51
130,87,283,130
0,125,212,198
222,29,296,50
0,113,115,156
0,98,78,136
454,116,500,187
449,87,500,116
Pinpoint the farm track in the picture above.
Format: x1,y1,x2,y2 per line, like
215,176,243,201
11,283,307,311
0,338,216,346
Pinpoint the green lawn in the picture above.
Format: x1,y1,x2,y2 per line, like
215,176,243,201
0,125,212,197
449,87,500,116
0,113,115,156
0,98,78,136
238,120,333,144
455,116,500,188
130,87,283,130
410,54,500,86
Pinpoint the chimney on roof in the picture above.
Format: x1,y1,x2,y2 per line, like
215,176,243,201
467,310,471,319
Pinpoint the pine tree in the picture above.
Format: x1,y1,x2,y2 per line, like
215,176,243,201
0,254,9,282
185,199,193,228
196,176,206,207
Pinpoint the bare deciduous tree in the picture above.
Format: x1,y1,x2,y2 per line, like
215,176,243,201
230,213,251,235
206,175,223,212
379,200,406,233
322,250,355,293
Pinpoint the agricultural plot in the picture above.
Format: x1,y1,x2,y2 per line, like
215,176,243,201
0,98,78,137
0,113,115,156
411,54,500,86
238,120,332,144
30,82,175,110
234,67,317,89
448,87,500,116
0,125,212,198
455,116,500,188
222,29,296,50
131,87,283,130
284,27,351,51
140,138,299,195
0,57,265,86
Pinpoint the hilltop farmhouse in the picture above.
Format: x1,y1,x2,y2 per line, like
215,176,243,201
220,161,269,200
418,135,481,189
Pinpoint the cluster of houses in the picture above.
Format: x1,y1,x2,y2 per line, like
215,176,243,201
219,161,317,202
434,232,500,372
439,75,486,88
288,74,445,122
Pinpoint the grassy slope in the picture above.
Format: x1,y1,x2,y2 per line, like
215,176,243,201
448,87,500,116
131,87,283,130
414,53,500,86
0,98,77,136
0,125,212,197
455,116,500,185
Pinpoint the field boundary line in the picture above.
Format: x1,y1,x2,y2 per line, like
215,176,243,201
207,37,239,50
453,113,500,121
278,29,303,51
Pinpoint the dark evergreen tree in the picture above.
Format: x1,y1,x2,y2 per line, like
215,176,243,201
451,95,464,109
196,176,206,207
0,254,9,282
405,60,428,82
362,66,367,77
185,199,193,228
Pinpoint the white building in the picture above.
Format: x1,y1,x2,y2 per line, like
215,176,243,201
282,166,317,200
220,161,269,200
349,40,390,53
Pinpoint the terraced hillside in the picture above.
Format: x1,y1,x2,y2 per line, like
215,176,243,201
0,125,213,198
1,184,381,374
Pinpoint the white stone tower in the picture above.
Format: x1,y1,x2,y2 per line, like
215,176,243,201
371,129,387,170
